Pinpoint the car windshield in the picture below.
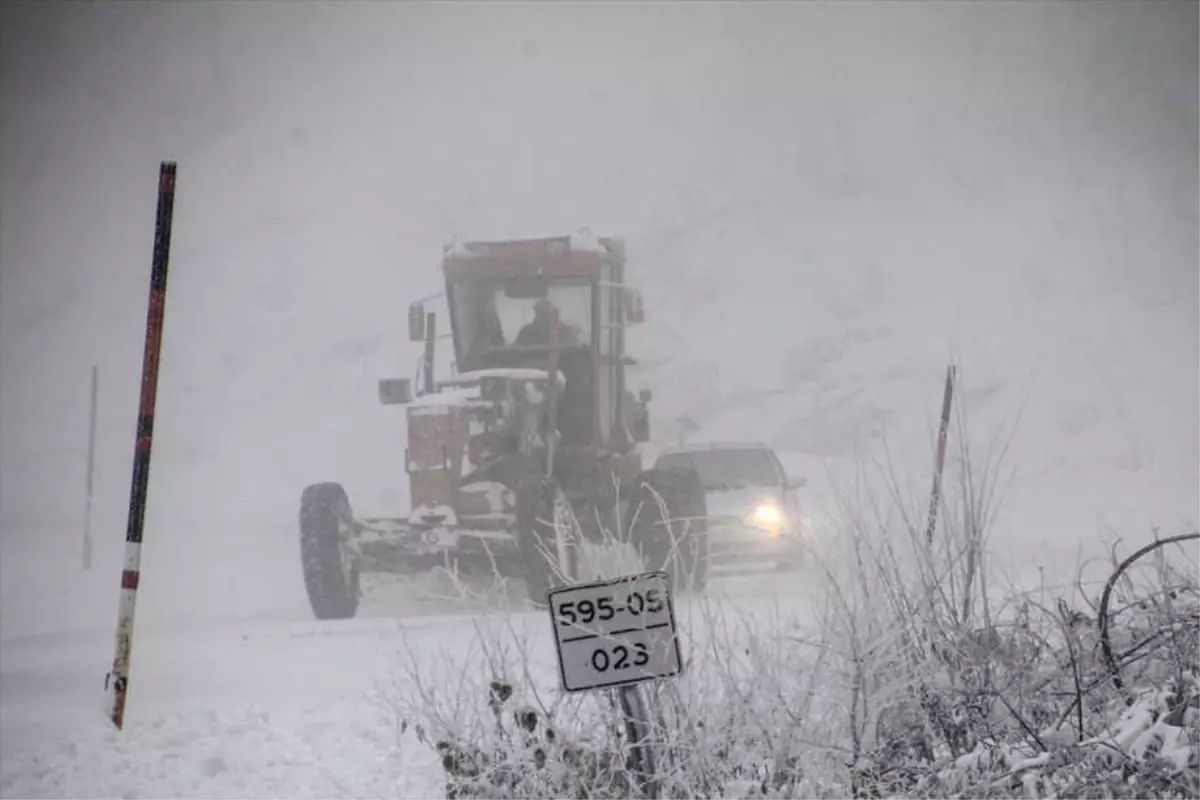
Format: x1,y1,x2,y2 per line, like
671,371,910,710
657,448,781,491
450,278,593,359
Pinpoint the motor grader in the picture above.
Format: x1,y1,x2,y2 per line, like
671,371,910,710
298,232,708,620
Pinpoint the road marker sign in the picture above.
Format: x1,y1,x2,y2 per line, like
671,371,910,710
547,571,682,693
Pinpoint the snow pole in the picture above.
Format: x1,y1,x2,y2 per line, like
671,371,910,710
106,161,177,730
924,364,956,547
83,365,98,570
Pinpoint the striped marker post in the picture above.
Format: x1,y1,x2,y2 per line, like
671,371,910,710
106,161,177,730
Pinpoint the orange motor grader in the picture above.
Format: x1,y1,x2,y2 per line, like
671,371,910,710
298,233,708,620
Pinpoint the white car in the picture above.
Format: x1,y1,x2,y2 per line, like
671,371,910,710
653,440,808,577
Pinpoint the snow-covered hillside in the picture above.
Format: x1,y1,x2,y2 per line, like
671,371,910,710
2,1,1196,634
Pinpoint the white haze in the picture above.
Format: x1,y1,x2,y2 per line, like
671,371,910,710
1,2,1196,638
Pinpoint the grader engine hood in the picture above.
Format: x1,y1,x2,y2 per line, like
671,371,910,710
403,370,560,527
405,389,472,526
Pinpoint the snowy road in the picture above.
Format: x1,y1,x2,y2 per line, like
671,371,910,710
1,568,814,799
2,611,447,798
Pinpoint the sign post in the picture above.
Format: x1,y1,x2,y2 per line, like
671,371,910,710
617,676,657,799
924,364,957,546
547,571,682,798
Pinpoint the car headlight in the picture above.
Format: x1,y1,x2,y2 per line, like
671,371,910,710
748,503,786,537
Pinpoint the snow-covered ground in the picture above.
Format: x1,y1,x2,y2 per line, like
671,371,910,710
1,543,817,799
2,2,1195,798
2,612,437,798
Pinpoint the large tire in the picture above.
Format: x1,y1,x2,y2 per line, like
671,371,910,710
299,482,360,620
517,475,579,607
624,466,709,593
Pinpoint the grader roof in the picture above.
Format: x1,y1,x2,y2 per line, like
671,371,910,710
441,234,624,282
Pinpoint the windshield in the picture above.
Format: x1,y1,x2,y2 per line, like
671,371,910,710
657,448,782,491
450,278,593,359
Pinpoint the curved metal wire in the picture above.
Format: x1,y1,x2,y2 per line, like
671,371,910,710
1097,532,1199,702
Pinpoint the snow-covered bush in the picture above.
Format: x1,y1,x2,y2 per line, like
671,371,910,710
379,390,1198,799
814,405,1199,800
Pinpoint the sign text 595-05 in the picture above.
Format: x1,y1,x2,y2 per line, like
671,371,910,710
552,586,665,629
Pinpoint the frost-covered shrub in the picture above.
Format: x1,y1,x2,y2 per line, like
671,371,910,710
383,540,1196,799
379,398,1198,799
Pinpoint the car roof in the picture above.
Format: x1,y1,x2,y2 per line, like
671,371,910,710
657,440,777,457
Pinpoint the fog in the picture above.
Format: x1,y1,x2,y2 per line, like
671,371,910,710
1,2,1197,637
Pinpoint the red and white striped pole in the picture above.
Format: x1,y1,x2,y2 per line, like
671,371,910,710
106,161,177,730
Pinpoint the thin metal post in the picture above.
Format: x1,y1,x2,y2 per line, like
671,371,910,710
83,365,98,570
924,364,957,546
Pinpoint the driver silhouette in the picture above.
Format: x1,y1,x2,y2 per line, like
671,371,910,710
516,298,578,346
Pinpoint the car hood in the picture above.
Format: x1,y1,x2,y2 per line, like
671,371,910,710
703,487,783,520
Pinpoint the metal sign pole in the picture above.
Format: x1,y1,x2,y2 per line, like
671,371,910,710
618,683,658,799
